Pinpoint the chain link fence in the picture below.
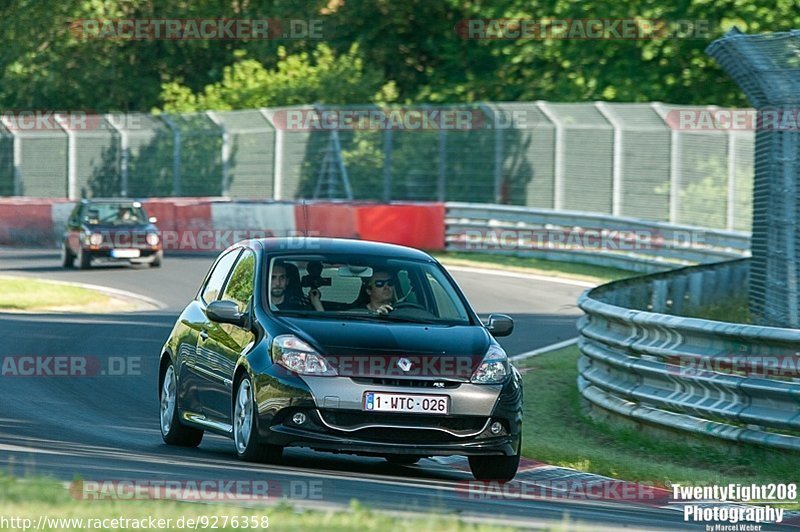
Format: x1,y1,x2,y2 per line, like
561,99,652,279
0,102,755,231
707,28,800,328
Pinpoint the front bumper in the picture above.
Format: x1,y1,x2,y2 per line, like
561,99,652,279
251,369,523,457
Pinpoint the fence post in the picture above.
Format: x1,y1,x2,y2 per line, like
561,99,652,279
161,115,182,196
595,102,623,216
0,116,22,195
260,108,282,200
105,114,129,197
437,128,447,202
56,113,78,199
727,129,738,231
651,103,680,224
382,128,392,202
536,101,564,210
206,111,231,197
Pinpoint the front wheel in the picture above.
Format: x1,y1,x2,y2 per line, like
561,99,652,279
233,375,282,463
150,251,163,268
160,364,203,447
61,241,75,268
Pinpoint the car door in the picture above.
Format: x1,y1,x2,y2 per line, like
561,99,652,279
195,248,256,423
181,248,241,418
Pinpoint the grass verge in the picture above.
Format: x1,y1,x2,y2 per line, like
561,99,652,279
519,345,800,492
0,474,514,531
0,276,142,313
432,251,633,284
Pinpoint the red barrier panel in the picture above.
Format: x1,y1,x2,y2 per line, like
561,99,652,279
0,199,56,246
294,203,359,238
356,203,445,250
143,200,213,251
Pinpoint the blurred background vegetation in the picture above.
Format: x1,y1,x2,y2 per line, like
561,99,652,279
1,0,799,113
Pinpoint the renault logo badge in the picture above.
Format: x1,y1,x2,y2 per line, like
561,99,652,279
397,357,412,372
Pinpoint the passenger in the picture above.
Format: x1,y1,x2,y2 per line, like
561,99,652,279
270,262,323,311
363,271,396,315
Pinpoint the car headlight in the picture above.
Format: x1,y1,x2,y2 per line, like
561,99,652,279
271,335,337,376
85,232,103,246
470,344,509,384
146,233,160,246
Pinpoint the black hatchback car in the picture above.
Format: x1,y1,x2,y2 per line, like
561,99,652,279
158,238,522,480
61,199,163,269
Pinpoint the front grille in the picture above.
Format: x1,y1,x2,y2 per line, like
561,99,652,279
350,377,461,389
319,410,487,436
350,427,467,444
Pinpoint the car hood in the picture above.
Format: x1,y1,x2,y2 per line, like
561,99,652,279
275,316,491,379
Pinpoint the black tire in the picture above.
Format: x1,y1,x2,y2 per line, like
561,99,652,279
149,251,163,268
385,455,422,465
61,241,75,268
77,247,92,270
233,375,283,463
159,363,203,447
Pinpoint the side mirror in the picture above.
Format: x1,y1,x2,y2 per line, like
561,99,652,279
148,216,158,224
486,313,514,337
206,300,246,327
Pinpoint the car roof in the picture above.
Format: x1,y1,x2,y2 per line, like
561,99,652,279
253,237,435,261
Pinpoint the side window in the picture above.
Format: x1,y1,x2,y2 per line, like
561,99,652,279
201,250,241,304
426,272,461,320
221,250,255,312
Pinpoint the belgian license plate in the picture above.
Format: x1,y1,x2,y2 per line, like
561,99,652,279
363,392,449,414
111,249,140,258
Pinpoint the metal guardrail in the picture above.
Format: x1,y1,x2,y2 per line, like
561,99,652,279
445,202,750,272
578,258,800,452
446,202,799,451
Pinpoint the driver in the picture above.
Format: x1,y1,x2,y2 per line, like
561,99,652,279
364,271,396,315
270,262,323,311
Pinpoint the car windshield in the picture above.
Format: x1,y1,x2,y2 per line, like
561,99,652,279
266,254,472,325
84,203,147,226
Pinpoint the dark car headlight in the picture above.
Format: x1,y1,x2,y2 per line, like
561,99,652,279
271,335,337,376
470,344,509,384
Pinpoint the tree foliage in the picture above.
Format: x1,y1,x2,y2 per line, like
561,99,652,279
1,0,799,111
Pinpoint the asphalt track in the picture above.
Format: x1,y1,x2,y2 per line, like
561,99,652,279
0,249,709,529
